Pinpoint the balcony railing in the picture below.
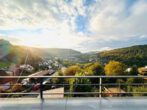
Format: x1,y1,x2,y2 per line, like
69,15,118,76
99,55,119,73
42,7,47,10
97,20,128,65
0,75,147,100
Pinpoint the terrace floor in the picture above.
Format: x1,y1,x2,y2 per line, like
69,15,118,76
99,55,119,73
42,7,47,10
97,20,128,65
0,97,147,110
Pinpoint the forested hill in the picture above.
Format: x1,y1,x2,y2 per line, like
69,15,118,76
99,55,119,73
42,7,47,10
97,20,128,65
1,39,147,67
0,39,83,67
36,48,82,59
98,45,147,66
0,39,41,67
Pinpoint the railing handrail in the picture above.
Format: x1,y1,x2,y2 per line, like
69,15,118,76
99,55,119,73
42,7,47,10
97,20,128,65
1,75,147,100
0,75,147,78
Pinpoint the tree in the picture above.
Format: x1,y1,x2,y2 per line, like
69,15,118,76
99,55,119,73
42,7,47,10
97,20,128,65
84,62,104,84
85,62,104,76
64,65,81,76
133,86,147,96
128,65,139,76
104,61,127,76
51,70,65,85
69,72,92,97
126,77,144,94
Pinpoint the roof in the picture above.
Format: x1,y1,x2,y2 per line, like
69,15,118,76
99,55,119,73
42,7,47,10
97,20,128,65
138,67,147,75
29,70,50,77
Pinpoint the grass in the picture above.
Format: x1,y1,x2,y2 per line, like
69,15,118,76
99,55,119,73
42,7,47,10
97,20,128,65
0,62,11,68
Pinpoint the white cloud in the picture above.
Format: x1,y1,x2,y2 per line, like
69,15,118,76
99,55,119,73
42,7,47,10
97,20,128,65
0,0,147,52
0,0,87,30
0,0,91,50
4,23,90,49
139,35,147,39
89,0,147,40
0,0,58,29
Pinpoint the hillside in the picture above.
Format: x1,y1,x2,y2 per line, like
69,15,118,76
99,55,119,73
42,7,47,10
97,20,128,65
35,48,82,59
1,39,147,67
0,39,84,67
0,39,42,67
98,45,147,66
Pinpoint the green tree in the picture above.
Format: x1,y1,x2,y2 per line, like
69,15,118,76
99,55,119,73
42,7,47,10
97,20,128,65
85,62,104,76
69,72,92,97
104,61,127,76
133,86,147,96
85,62,104,84
64,65,81,76
51,70,65,85
126,77,144,95
129,65,139,76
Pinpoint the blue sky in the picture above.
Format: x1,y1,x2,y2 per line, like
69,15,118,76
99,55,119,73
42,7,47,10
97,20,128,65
0,0,147,52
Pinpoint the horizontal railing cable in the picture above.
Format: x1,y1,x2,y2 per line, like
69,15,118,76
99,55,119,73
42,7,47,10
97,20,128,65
0,75,147,99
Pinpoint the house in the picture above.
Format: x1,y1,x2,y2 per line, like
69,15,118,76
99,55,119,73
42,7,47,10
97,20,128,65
9,64,21,76
0,70,13,84
138,66,147,75
125,67,132,73
0,70,14,92
21,70,53,85
20,64,34,72
21,70,55,92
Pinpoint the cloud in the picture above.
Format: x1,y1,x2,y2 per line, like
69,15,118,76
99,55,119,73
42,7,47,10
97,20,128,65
0,0,85,30
89,0,147,39
0,0,58,29
0,26,90,49
0,0,91,50
0,0,147,52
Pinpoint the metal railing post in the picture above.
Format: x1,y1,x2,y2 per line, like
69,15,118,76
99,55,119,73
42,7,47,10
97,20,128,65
99,77,102,98
40,78,44,100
